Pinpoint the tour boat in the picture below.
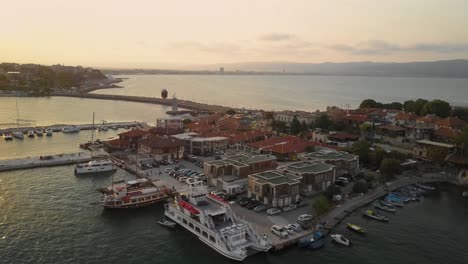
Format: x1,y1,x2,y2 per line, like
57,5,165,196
347,223,367,234
164,181,271,261
74,159,116,174
27,130,35,138
330,234,350,246
12,131,24,139
98,178,171,209
62,126,80,133
3,132,13,141
362,210,389,222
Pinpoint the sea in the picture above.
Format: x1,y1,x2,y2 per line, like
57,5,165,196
1,75,468,263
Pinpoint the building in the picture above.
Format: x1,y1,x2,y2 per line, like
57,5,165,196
393,112,417,126
204,153,278,191
156,116,184,129
278,160,335,196
116,129,149,149
302,149,359,177
248,170,301,207
138,135,184,161
376,124,407,144
273,110,320,126
405,115,440,140
327,132,360,148
172,132,229,155
412,139,455,161
435,117,467,130
248,136,319,160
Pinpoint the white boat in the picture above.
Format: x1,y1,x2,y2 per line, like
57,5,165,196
330,234,351,246
35,129,43,136
62,126,80,133
463,191,468,197
3,132,13,141
74,159,116,174
414,183,435,190
157,219,177,228
12,131,24,139
164,181,271,261
45,129,53,136
27,130,35,138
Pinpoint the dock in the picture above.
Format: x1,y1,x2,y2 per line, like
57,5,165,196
0,121,145,134
0,151,108,172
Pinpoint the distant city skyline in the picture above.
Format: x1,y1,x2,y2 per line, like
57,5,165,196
2,0,468,69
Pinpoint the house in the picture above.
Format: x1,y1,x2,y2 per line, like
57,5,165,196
405,115,440,140
248,170,301,207
302,149,359,177
104,138,129,151
435,117,467,130
393,112,417,126
117,129,149,149
248,136,318,160
204,153,278,190
138,135,184,161
376,124,407,143
412,139,455,161
433,127,460,143
171,132,229,155
278,161,335,196
273,110,320,126
327,132,360,148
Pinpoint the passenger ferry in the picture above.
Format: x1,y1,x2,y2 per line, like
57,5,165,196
74,159,116,174
164,182,271,261
98,178,171,209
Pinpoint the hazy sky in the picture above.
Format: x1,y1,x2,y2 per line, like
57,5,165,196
2,0,468,68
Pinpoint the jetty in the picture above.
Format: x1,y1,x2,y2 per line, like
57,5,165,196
54,93,235,113
0,121,145,134
0,151,108,172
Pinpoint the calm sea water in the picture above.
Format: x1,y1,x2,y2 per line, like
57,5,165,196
0,167,467,264
94,75,468,111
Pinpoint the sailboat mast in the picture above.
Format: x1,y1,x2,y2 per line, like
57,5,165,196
91,112,95,144
15,98,19,128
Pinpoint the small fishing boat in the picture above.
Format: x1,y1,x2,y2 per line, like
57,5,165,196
362,210,389,222
3,132,13,141
35,129,43,136
388,193,410,203
384,198,404,207
347,223,367,234
374,203,396,212
45,129,53,136
12,131,24,139
415,183,435,191
298,230,325,249
27,130,35,138
380,200,395,208
330,234,350,246
157,219,177,228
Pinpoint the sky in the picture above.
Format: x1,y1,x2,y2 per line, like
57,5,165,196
1,0,468,69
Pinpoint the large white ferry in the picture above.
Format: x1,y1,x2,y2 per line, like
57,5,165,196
164,182,271,261
98,178,171,209
74,159,116,174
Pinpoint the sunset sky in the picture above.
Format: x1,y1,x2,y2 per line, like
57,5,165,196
1,0,468,68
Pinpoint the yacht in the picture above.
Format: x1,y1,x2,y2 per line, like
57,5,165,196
2,132,13,141
12,131,24,139
74,159,116,174
98,178,170,209
164,182,271,261
27,130,35,138
62,126,80,133
45,128,53,136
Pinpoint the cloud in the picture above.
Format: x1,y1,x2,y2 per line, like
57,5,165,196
260,33,294,41
329,40,468,55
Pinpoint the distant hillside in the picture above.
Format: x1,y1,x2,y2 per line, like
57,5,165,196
104,60,468,78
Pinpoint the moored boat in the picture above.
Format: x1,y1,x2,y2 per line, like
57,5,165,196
298,230,325,249
384,198,404,207
347,223,367,234
45,128,53,136
62,126,80,133
3,132,13,141
362,210,389,222
35,129,43,136
157,219,177,228
12,131,24,139
374,203,396,212
75,159,116,174
330,234,350,246
98,178,171,209
27,130,35,138
415,183,435,190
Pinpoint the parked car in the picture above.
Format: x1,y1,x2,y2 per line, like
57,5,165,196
297,214,313,222
186,178,195,184
271,225,288,238
282,204,297,212
165,168,172,173
239,197,252,207
285,223,301,232
267,208,282,216
247,201,261,210
253,204,268,212
178,177,188,182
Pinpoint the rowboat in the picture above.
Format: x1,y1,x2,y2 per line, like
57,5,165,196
374,203,396,212
330,234,351,246
362,210,389,222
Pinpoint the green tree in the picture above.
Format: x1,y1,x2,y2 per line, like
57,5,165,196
182,119,192,125
422,99,451,118
380,158,401,180
313,195,331,215
427,147,449,163
226,109,236,115
350,140,372,164
454,128,468,155
452,107,468,122
404,99,429,115
290,116,302,135
359,123,372,139
352,180,369,194
323,184,342,200
360,99,379,109
271,119,287,133
313,114,333,129
388,102,403,110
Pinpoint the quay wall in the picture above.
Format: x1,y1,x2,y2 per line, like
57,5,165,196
0,121,144,134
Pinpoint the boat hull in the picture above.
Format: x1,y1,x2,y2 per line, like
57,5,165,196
75,166,116,175
104,197,166,209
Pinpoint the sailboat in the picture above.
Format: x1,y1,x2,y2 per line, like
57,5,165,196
74,112,115,175
12,99,24,139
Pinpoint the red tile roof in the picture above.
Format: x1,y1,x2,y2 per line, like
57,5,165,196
328,132,360,141
105,138,129,147
378,124,406,132
394,112,417,121
416,115,441,124
435,117,467,128
344,114,369,122
434,127,460,138
139,136,183,149
118,129,148,138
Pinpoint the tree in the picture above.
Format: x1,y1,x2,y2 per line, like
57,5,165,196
454,128,468,155
404,99,429,115
313,195,331,215
422,99,451,118
427,147,449,163
271,119,287,133
359,123,373,139
182,119,192,125
313,114,332,129
324,184,342,200
305,145,316,153
290,116,302,135
352,180,369,194
350,140,371,164
226,109,236,115
380,158,401,180
452,107,468,122
359,99,379,109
